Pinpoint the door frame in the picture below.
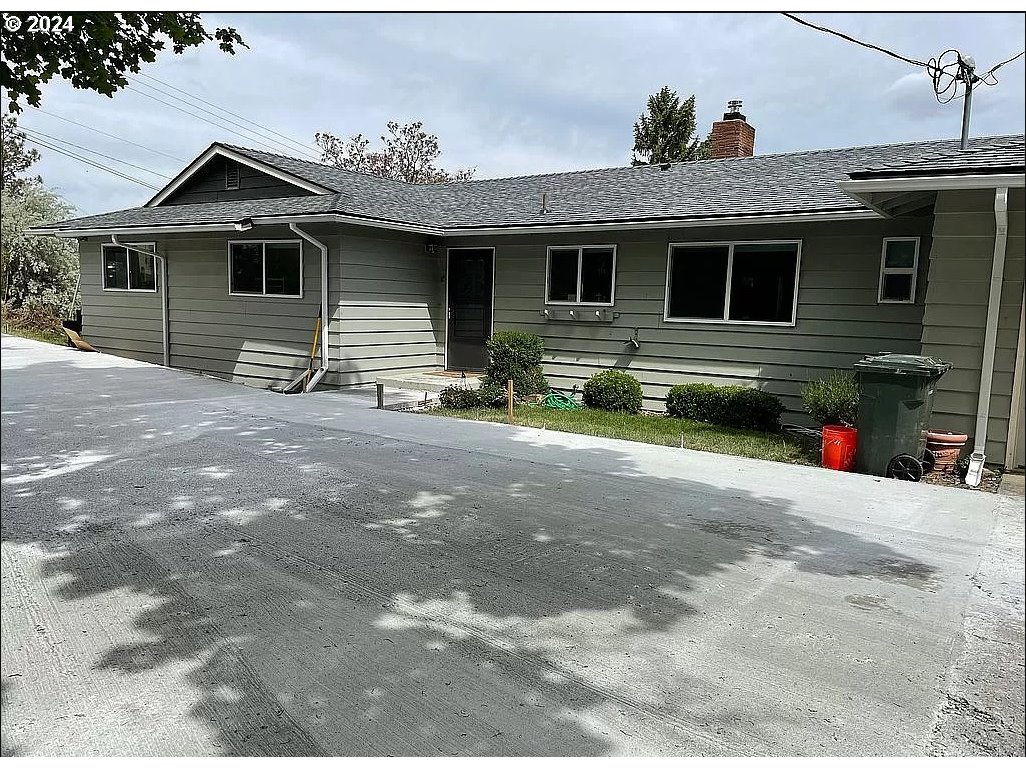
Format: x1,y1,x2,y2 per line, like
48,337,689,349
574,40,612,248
444,246,496,371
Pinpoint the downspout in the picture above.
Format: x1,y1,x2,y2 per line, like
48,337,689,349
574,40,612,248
111,235,169,368
288,223,329,390
964,187,1008,487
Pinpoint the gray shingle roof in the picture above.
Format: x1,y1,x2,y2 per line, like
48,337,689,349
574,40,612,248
848,134,1024,179
38,134,1024,234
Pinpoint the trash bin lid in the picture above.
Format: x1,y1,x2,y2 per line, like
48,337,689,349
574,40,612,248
853,353,952,376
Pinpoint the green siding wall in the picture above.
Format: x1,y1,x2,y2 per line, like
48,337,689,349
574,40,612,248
329,231,443,386
79,240,164,364
446,217,933,418
920,187,1025,461
78,225,442,390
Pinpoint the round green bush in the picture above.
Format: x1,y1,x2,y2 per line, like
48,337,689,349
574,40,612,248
801,372,859,426
439,385,481,409
666,382,784,431
583,370,643,413
482,330,549,396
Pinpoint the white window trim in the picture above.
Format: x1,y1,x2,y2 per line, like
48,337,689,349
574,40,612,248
663,239,802,327
544,244,617,306
101,242,158,293
225,160,240,191
227,239,304,299
877,237,920,304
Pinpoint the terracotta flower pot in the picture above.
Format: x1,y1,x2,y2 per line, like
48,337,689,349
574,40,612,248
926,430,969,473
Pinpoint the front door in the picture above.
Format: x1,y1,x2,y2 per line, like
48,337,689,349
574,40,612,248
446,248,493,371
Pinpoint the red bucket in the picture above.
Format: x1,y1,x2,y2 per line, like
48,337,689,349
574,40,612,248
822,425,857,472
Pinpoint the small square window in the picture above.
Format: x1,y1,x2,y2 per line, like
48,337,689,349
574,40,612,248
102,244,157,292
545,245,616,305
879,238,919,303
229,241,303,297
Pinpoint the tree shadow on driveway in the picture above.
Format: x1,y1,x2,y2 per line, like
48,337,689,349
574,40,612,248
1,355,947,756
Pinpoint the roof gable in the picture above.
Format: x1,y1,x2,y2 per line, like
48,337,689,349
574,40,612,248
146,144,333,206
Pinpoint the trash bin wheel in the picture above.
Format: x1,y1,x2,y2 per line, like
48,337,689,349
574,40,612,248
921,448,936,475
887,454,924,482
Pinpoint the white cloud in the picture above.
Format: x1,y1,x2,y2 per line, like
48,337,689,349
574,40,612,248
20,12,1026,215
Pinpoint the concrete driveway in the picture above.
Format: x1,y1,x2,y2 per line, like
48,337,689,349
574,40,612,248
1,335,1023,756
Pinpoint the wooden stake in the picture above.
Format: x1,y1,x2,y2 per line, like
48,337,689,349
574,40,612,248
507,379,514,424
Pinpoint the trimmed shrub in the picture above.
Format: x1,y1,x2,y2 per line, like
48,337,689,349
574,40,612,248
482,330,549,397
801,372,859,427
666,383,784,431
583,370,644,413
439,385,481,409
476,381,506,408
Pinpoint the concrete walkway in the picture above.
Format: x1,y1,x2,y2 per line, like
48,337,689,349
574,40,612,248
1,335,1023,756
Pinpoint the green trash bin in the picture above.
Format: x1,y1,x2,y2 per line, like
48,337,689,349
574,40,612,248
853,353,952,480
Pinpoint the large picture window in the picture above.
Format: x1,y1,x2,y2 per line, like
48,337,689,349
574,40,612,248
228,240,303,297
878,237,919,303
545,245,616,305
102,243,157,292
665,240,801,325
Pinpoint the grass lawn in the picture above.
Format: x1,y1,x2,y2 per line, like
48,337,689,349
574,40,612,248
425,404,817,465
2,326,66,346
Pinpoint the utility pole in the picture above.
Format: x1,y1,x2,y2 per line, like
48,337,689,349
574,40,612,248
959,55,977,150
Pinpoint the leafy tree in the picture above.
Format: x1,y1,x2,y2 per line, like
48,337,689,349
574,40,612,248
631,86,709,166
1,184,78,312
0,116,78,317
1,12,245,112
316,121,475,184
2,115,41,193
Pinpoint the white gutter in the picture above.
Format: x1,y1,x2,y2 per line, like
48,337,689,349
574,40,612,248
964,186,1009,487
442,209,879,237
839,172,1024,195
288,223,330,377
29,223,243,238
111,236,169,368
30,208,883,240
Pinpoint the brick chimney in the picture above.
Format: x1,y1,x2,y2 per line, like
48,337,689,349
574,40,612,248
709,99,755,159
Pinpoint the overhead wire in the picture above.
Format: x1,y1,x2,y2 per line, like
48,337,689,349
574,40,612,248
20,127,172,180
781,13,1026,105
125,81,298,157
134,72,322,160
30,108,186,162
24,136,161,190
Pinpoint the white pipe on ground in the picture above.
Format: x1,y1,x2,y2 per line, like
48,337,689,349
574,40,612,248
288,223,330,378
111,236,169,368
965,186,1009,487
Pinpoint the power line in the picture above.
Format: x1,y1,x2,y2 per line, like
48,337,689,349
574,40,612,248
30,107,186,162
25,136,161,191
781,13,1026,109
125,81,290,156
780,13,927,67
134,72,321,160
126,79,320,160
21,127,172,180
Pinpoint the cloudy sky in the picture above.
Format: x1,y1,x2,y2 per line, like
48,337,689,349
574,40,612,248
20,12,1026,215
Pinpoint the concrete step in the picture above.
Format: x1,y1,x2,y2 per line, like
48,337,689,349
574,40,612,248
376,370,482,393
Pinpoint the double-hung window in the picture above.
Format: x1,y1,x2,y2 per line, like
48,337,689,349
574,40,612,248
102,243,157,291
878,237,919,303
545,245,616,305
228,240,303,297
665,240,801,325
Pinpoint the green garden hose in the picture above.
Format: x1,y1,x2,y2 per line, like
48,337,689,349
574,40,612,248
543,391,579,410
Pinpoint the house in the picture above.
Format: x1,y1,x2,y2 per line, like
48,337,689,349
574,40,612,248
30,107,1026,471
